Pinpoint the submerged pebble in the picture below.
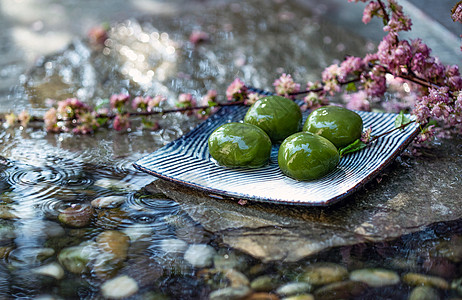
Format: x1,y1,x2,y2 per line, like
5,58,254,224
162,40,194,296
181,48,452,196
58,242,97,274
57,205,94,228
224,269,249,287
184,244,216,268
408,286,440,300
94,178,137,192
160,238,188,255
208,286,251,300
313,280,368,300
402,273,449,290
281,295,314,300
250,275,279,292
96,230,130,261
301,263,349,286
349,268,400,287
276,282,312,296
91,195,127,208
122,224,153,242
101,275,139,299
246,292,280,300
32,262,65,280
0,206,18,220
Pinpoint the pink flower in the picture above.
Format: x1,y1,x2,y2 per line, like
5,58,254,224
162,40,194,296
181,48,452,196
452,2,462,23
377,34,412,75
189,31,209,45
445,65,462,90
113,114,131,131
4,113,17,127
226,78,248,102
177,93,196,107
87,25,108,46
44,108,60,132
57,98,91,120
72,112,99,134
176,93,197,115
131,96,150,111
362,1,382,24
384,0,412,32
273,73,300,98
344,91,371,111
196,90,218,119
303,92,329,110
18,110,31,127
361,65,386,98
201,90,218,104
147,95,166,112
245,92,263,106
110,93,130,110
361,127,373,143
339,56,366,81
322,64,341,95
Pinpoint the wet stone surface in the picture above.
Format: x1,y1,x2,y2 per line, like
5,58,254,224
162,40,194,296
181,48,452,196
149,137,462,262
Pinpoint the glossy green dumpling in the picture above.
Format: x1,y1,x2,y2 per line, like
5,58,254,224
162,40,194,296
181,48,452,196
244,95,302,143
303,106,363,148
208,122,272,168
278,132,340,181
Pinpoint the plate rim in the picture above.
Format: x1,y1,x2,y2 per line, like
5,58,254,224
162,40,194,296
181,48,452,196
133,105,420,206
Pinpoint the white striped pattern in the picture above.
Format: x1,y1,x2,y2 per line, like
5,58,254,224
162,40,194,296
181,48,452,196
134,105,420,206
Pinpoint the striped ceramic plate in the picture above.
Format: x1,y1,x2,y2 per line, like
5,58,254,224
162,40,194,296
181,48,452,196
134,104,419,206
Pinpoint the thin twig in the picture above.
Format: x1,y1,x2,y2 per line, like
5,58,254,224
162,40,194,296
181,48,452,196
369,120,416,143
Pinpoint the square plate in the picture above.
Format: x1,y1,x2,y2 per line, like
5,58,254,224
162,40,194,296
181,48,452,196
133,104,420,206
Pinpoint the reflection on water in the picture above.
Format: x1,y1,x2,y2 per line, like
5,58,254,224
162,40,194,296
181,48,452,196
0,0,462,299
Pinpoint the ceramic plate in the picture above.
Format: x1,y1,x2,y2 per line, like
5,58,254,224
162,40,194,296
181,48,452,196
134,102,420,206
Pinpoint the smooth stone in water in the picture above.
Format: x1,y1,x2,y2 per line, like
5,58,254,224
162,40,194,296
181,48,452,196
246,293,280,300
0,246,13,259
302,263,349,286
349,268,400,287
313,280,367,300
250,275,279,292
0,206,18,220
94,178,137,191
96,230,130,261
208,286,251,300
408,286,440,300
91,195,127,208
402,273,449,289
160,238,188,255
9,247,55,266
224,269,250,287
0,222,15,241
122,224,153,242
58,242,97,274
32,262,65,280
184,244,216,268
101,275,139,299
276,282,312,296
58,205,94,228
451,277,462,296
42,220,65,238
282,295,314,300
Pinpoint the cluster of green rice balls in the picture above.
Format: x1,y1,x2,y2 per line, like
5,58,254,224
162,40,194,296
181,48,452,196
208,96,363,181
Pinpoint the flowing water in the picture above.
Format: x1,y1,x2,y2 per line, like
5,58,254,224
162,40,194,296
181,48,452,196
1,0,462,299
